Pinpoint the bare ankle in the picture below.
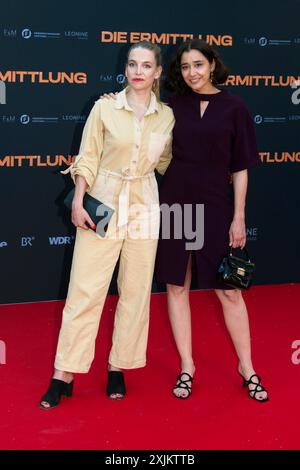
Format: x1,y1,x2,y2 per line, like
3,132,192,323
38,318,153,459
53,369,74,383
181,360,195,376
238,362,254,378
108,364,122,372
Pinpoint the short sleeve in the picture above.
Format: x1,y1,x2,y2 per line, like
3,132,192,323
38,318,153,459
155,135,173,175
61,100,103,191
155,105,175,175
230,101,260,173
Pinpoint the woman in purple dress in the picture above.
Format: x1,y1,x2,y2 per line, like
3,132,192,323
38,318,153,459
155,40,268,402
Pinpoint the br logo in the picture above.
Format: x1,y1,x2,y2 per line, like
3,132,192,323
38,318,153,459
22,29,32,39
259,37,268,47
20,114,30,124
254,115,263,125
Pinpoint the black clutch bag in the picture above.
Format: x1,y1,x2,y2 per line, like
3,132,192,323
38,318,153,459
63,188,114,237
217,247,255,290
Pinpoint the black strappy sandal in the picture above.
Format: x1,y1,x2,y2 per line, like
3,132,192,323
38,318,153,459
39,378,74,409
106,371,126,400
173,372,193,399
242,373,269,402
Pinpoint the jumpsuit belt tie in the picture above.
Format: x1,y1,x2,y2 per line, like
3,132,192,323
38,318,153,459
98,168,155,227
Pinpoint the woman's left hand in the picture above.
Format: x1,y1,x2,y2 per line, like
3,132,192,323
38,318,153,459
229,218,246,248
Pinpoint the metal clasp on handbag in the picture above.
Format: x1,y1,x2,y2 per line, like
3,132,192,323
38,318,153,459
237,267,246,276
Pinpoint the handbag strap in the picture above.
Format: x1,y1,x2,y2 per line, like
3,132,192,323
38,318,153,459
229,246,250,262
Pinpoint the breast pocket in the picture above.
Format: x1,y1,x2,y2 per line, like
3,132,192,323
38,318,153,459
147,132,169,163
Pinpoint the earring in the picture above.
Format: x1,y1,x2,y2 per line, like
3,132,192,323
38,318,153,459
210,71,214,82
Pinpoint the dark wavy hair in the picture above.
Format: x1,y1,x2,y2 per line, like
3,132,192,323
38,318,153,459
165,40,229,94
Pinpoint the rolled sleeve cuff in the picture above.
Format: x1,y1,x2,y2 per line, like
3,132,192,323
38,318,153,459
61,155,96,191
70,166,95,191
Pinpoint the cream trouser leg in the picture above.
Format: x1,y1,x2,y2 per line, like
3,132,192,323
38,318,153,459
54,227,158,373
109,236,158,369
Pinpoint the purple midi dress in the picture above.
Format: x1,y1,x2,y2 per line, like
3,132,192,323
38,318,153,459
155,89,260,289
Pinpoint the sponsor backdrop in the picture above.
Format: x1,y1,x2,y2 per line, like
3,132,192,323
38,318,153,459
0,0,299,303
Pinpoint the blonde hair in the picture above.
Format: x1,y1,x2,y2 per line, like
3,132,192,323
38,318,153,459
126,41,162,100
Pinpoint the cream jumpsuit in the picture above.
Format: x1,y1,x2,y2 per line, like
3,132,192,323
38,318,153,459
54,89,174,372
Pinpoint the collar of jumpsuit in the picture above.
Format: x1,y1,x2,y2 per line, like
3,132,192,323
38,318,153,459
114,86,159,115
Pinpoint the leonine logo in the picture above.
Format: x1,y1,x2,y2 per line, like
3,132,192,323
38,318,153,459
100,31,233,46
0,71,87,84
246,228,258,241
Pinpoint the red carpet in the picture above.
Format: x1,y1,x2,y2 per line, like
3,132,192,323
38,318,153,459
0,284,299,450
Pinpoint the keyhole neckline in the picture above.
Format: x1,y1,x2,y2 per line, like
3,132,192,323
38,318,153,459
189,88,226,101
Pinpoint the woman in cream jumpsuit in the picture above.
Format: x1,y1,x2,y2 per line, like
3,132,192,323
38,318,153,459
40,42,174,408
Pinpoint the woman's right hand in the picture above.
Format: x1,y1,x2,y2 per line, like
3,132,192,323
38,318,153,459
71,203,96,230
99,92,118,100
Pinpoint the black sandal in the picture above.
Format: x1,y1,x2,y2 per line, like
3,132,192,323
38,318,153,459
173,372,193,399
242,373,269,402
39,378,74,409
106,371,126,400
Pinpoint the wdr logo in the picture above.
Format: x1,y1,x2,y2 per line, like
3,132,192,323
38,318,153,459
49,236,75,245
